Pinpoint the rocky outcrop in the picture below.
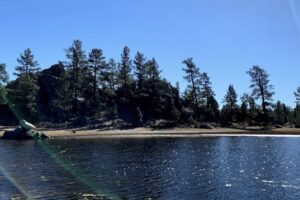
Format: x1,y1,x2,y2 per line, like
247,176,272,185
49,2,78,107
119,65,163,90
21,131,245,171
1,120,49,140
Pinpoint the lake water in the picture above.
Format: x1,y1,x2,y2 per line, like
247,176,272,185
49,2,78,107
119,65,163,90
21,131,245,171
1,136,300,199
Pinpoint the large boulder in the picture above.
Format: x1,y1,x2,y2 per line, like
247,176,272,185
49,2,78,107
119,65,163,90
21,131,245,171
1,120,49,140
2,127,34,140
196,122,214,129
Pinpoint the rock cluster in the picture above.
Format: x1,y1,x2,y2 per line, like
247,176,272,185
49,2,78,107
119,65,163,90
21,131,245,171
1,120,49,140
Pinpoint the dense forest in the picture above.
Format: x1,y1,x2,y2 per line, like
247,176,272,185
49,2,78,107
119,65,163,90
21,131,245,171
1,39,300,129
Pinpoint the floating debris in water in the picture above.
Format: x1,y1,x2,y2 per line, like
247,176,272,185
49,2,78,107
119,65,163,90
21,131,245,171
40,176,48,182
83,193,96,197
283,184,300,189
262,180,274,183
69,192,114,200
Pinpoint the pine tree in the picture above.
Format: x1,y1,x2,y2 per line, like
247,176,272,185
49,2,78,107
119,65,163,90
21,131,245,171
88,48,106,113
247,66,274,124
206,95,220,122
241,93,256,122
238,95,248,122
174,81,182,111
0,63,9,86
273,101,285,125
248,96,256,122
223,84,238,123
58,70,73,120
106,58,118,92
239,101,248,122
294,87,300,105
14,48,40,78
7,49,40,121
147,58,161,92
182,58,201,109
118,46,132,90
200,72,215,107
134,51,146,98
144,58,163,117
100,58,119,118
294,104,300,127
0,63,9,105
65,40,87,113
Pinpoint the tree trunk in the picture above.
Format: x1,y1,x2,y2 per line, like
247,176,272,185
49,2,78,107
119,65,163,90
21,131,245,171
258,78,268,125
93,64,97,113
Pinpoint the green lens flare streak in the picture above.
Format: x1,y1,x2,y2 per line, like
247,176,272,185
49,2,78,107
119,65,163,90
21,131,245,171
288,0,300,34
1,89,22,121
0,164,31,199
0,90,29,197
36,140,120,200
1,89,120,200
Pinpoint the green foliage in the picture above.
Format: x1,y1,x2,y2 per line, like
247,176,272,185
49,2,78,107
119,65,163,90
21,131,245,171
200,72,215,107
272,101,293,125
223,84,238,123
6,74,39,121
182,58,218,122
134,51,146,94
206,96,220,122
105,58,118,92
118,46,132,90
237,100,248,122
0,63,9,86
0,63,9,105
182,58,201,109
294,105,300,127
273,101,285,125
87,48,106,116
294,87,300,105
242,93,257,122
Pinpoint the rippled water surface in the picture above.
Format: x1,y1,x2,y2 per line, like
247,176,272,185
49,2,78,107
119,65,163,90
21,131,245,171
1,136,300,199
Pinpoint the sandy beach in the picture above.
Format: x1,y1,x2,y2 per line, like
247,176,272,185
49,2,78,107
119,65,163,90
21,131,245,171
2,126,300,139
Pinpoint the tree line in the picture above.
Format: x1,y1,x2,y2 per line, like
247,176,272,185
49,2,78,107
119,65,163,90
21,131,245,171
0,39,300,128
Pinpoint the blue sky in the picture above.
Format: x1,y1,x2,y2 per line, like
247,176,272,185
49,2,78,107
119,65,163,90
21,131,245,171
0,0,300,107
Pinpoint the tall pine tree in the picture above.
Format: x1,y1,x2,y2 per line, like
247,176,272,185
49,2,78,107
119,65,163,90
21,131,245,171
118,46,132,90
65,40,87,113
7,49,40,121
14,48,40,78
247,66,274,124
88,48,106,114
134,51,146,98
223,84,238,123
182,58,201,110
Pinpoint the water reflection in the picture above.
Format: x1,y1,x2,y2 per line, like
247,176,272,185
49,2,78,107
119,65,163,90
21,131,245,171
0,137,300,199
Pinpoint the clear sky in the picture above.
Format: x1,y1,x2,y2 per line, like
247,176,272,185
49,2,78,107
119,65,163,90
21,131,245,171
0,0,300,107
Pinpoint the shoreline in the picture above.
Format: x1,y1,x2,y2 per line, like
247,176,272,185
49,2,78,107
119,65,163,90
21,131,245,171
1,127,300,139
